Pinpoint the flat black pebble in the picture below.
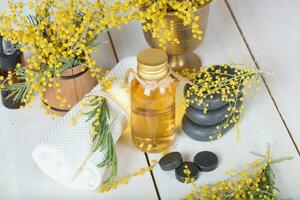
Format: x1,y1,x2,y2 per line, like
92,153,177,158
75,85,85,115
194,151,218,172
186,100,243,126
159,152,183,171
175,162,200,183
182,114,237,141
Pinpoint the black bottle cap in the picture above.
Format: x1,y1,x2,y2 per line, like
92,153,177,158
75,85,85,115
175,162,200,183
159,151,183,171
193,151,218,172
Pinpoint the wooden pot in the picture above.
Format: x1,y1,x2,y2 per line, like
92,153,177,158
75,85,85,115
43,65,97,116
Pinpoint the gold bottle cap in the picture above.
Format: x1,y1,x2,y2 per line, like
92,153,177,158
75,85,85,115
137,48,169,80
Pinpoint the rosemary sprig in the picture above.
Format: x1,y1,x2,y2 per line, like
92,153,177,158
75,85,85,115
84,96,118,183
4,81,31,103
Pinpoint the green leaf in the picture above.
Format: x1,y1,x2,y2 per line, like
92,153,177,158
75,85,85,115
84,98,118,182
270,157,293,164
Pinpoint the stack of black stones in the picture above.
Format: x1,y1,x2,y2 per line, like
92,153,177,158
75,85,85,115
182,65,243,141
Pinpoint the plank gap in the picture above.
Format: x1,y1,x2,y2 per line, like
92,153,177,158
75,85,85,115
224,0,300,155
107,31,119,62
145,153,162,200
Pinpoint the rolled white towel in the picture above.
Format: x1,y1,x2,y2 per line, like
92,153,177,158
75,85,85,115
32,57,137,190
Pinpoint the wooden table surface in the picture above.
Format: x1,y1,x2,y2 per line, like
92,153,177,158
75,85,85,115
1,0,300,199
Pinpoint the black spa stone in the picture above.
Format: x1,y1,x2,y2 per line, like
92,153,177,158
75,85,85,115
159,151,183,171
175,162,200,183
193,151,218,172
184,65,243,111
182,114,237,142
186,100,243,126
184,84,228,111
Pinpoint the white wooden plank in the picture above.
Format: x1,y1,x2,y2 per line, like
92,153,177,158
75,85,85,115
227,0,300,148
0,1,157,198
109,0,300,199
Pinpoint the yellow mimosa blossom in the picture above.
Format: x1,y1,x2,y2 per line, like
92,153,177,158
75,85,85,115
0,0,113,108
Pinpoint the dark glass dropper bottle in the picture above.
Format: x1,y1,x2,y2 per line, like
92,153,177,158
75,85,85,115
0,36,24,109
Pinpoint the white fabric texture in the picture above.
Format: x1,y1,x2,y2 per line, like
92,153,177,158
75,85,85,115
32,57,137,191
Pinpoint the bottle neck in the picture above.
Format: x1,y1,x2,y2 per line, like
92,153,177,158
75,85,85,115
2,39,16,56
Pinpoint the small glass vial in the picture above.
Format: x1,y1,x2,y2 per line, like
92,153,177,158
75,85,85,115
131,48,176,153
0,37,24,109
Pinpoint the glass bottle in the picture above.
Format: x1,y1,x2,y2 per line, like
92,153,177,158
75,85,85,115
131,48,176,153
0,37,24,109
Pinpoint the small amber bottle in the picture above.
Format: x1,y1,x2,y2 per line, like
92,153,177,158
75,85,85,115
131,48,176,153
0,37,24,109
